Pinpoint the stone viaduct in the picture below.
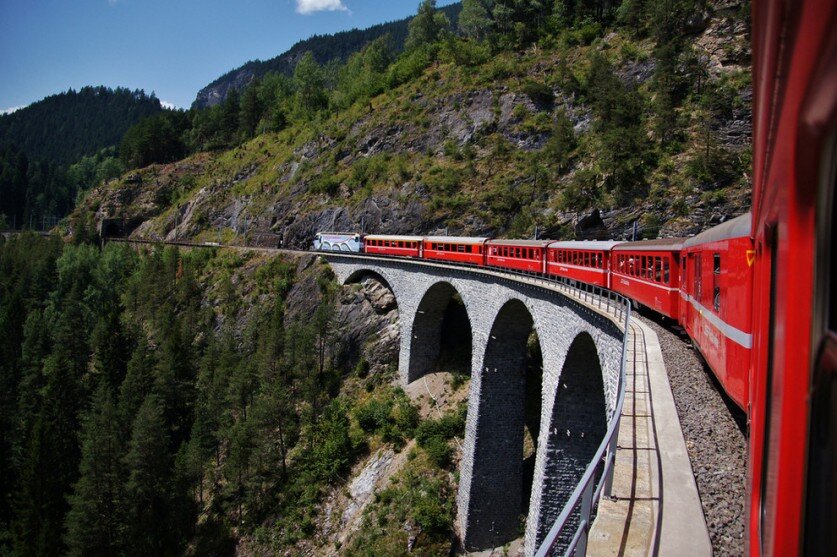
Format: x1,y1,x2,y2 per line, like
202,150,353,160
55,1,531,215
323,253,626,555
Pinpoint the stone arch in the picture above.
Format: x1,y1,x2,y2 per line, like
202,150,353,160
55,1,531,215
534,331,607,548
463,298,543,550
342,268,395,293
407,281,472,383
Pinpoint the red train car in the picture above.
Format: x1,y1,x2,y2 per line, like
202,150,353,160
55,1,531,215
611,239,683,319
363,235,424,257
748,0,835,554
680,214,753,411
545,241,622,288
422,236,488,266
485,239,551,273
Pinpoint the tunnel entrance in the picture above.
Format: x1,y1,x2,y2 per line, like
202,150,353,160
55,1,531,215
535,332,607,548
464,299,543,550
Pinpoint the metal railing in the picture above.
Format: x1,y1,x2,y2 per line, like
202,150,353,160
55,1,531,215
534,295,629,557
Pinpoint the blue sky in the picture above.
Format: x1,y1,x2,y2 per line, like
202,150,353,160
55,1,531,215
0,0,457,112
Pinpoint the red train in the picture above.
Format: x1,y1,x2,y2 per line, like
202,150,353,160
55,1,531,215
316,1,834,552
316,227,754,415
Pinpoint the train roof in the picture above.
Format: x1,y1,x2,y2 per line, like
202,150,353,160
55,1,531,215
423,236,489,244
547,240,623,250
612,238,685,252
364,234,425,241
486,239,554,247
316,231,360,236
683,213,752,247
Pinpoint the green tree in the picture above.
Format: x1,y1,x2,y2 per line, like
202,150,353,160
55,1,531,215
239,79,262,140
64,386,125,556
404,0,451,51
293,52,328,117
122,394,177,556
459,0,495,40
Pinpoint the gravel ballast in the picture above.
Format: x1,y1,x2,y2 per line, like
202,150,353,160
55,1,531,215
643,316,747,557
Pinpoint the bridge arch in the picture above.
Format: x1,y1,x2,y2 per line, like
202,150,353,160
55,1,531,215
533,331,608,548
407,281,473,383
461,298,544,550
342,268,396,293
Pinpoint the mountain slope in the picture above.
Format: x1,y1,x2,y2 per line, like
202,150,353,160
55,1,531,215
79,3,751,249
0,86,163,166
192,3,462,109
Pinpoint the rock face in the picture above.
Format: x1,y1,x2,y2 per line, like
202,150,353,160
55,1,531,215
284,256,400,376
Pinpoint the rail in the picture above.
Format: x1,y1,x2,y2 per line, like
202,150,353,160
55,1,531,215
104,238,631,555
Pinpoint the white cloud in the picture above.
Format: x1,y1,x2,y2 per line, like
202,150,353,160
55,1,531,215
160,100,178,110
296,0,349,15
1,106,26,115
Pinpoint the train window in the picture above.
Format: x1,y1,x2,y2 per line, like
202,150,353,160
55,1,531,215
713,253,721,312
664,259,670,284
458,244,465,253
695,256,702,301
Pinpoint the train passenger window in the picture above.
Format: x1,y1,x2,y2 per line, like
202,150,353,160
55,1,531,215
664,260,670,283
713,253,721,312
458,244,465,252
695,256,702,301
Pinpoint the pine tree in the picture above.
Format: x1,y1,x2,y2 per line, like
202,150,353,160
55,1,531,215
122,394,175,556
64,386,125,556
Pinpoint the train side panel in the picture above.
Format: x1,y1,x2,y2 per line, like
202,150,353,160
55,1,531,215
611,243,683,319
422,238,487,266
681,234,754,410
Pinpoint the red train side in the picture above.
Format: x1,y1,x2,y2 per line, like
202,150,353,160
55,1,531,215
680,214,753,411
364,235,424,258
611,239,684,319
749,0,836,554
485,239,550,273
422,236,488,265
546,241,621,288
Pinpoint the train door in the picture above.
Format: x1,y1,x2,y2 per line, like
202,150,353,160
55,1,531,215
680,253,690,326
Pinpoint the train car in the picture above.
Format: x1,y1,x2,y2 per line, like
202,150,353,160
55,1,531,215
680,214,753,411
546,240,622,288
611,239,684,319
313,231,363,252
748,0,836,554
485,239,551,274
422,236,488,265
364,235,424,258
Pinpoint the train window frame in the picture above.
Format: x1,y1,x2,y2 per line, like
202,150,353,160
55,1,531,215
695,255,702,301
713,253,721,312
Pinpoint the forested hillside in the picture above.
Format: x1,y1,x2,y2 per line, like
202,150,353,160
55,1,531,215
192,3,462,109
0,87,164,229
0,233,463,555
81,0,752,247
0,87,163,166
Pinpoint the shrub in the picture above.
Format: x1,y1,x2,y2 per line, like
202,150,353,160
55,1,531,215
423,436,452,468
521,79,554,106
